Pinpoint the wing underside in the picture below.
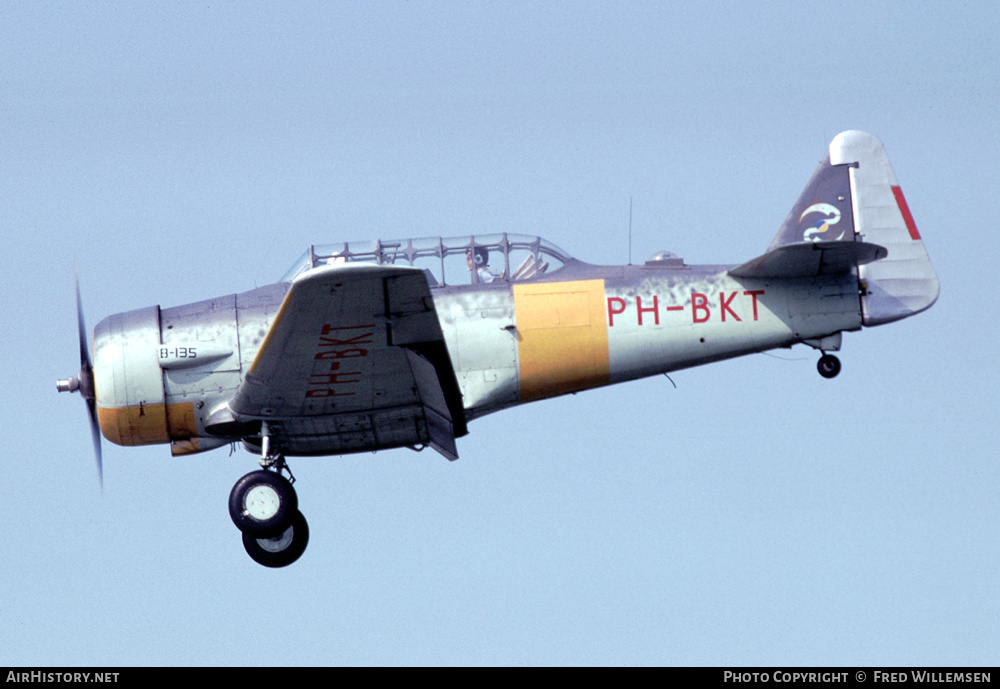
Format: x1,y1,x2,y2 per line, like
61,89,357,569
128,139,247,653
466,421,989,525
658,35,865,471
221,263,465,460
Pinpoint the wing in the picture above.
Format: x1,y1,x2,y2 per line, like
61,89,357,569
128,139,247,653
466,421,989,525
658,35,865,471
729,240,887,279
226,263,466,460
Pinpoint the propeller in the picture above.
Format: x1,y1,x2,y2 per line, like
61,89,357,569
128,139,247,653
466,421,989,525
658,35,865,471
56,274,103,488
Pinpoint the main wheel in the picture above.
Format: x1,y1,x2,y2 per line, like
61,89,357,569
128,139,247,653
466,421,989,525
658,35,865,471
242,510,309,568
817,354,842,379
229,470,297,538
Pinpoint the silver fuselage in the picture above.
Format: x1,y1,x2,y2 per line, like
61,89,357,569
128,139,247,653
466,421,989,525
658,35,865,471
92,257,861,455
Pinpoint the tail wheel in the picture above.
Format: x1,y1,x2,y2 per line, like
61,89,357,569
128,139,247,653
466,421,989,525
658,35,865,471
229,470,298,538
242,511,309,568
817,354,842,379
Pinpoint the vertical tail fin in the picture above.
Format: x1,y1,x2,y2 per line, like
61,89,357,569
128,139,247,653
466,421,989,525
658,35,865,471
766,131,939,326
767,151,857,252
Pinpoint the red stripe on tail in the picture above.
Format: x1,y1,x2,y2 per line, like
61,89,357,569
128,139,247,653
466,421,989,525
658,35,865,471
891,186,921,240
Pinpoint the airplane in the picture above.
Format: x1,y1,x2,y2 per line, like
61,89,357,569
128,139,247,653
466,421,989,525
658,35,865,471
58,131,938,567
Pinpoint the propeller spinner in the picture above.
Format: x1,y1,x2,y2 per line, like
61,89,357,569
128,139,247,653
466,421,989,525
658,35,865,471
56,277,103,488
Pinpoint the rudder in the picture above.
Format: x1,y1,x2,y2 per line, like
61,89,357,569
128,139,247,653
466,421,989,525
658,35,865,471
831,131,939,326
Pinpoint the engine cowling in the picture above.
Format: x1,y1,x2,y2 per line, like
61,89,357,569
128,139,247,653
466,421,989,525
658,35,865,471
93,306,170,446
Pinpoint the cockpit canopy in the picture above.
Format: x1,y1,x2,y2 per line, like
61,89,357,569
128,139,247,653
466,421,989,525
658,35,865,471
281,233,572,287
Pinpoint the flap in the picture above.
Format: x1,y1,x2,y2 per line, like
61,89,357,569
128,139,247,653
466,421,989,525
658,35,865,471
729,240,887,279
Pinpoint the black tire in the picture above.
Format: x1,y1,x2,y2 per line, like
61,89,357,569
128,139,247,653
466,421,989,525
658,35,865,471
228,470,297,538
817,354,842,379
242,510,309,568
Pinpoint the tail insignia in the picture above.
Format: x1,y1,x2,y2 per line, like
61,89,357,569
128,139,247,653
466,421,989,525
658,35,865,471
768,158,855,251
800,203,845,242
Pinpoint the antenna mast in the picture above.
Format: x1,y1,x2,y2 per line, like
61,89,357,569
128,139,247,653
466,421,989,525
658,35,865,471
628,196,633,265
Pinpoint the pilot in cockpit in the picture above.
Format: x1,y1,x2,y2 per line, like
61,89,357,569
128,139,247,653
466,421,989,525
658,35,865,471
466,247,497,284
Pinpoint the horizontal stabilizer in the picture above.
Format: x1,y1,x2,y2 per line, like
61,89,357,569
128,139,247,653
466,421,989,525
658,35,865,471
730,240,887,279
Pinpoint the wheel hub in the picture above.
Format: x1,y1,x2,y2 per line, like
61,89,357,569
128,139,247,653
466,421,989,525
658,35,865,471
244,484,281,521
254,523,297,554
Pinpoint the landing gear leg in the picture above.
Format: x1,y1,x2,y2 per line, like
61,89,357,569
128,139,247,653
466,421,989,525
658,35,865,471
230,423,308,567
803,334,843,380
817,353,842,379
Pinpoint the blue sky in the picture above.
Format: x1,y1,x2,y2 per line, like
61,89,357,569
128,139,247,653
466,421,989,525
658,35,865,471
2,1,997,665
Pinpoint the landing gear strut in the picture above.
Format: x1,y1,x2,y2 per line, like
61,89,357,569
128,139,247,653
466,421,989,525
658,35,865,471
230,425,308,567
803,334,843,380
